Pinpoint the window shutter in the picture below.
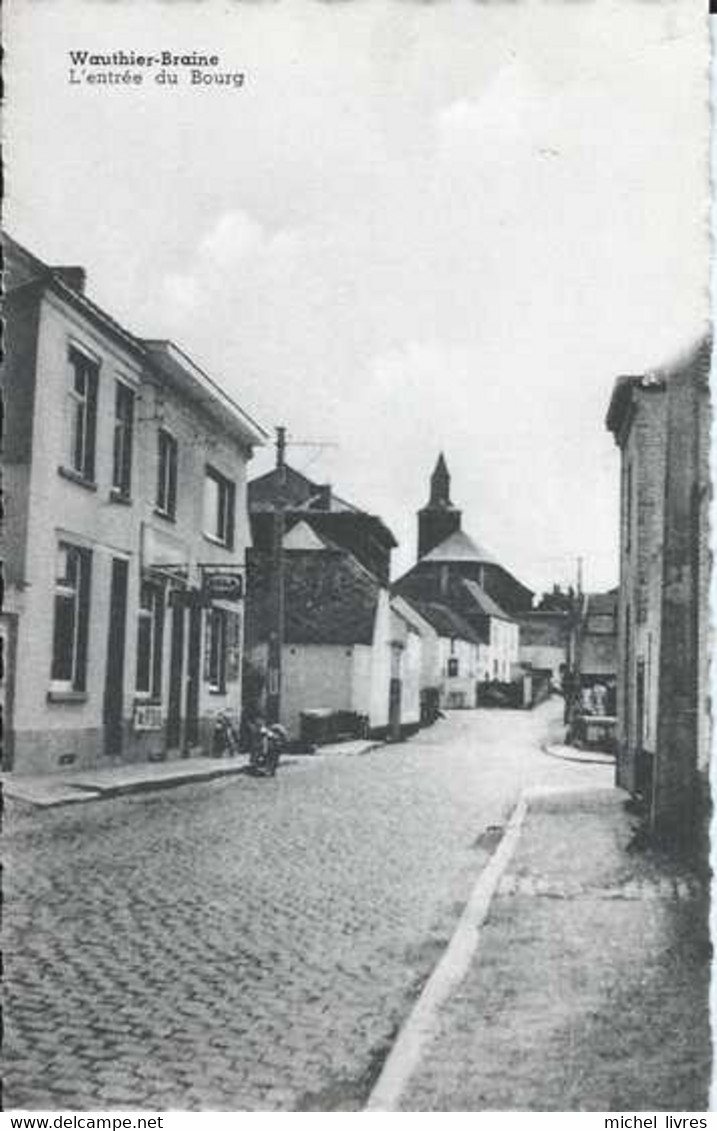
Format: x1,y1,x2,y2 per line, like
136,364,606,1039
203,609,213,682
227,481,236,550
226,611,241,682
75,548,93,691
85,367,98,481
152,588,165,700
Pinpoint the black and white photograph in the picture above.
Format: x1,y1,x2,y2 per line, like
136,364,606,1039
1,0,712,1115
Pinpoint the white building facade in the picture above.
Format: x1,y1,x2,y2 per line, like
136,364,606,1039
2,236,266,774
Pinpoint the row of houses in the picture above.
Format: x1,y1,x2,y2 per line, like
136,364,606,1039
243,454,527,743
3,235,560,776
606,336,711,856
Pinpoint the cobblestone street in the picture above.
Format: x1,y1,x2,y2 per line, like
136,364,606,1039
4,702,610,1111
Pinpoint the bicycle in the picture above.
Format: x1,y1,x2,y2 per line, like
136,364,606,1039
212,709,242,757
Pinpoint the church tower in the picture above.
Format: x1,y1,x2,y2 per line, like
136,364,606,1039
417,453,462,558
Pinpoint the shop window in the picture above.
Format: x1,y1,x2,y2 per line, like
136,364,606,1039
156,429,178,519
112,381,135,498
66,347,99,482
203,466,235,548
51,542,92,692
136,581,165,699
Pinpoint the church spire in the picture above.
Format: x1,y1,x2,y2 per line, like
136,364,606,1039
418,453,462,558
429,452,452,508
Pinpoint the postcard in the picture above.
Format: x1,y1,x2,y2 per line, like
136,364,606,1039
2,0,711,1116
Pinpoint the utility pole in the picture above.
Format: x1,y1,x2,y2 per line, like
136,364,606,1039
263,427,338,727
568,555,585,738
265,426,286,725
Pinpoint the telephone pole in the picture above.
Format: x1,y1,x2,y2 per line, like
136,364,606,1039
263,427,337,726
265,426,286,725
568,555,585,738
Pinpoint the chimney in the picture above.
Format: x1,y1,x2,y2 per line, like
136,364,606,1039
51,265,87,294
313,484,331,511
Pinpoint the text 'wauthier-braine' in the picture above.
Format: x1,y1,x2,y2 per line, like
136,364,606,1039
68,51,223,67
67,50,246,88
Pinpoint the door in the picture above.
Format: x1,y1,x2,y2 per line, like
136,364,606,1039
1,614,18,771
185,599,202,750
166,596,185,750
103,558,129,756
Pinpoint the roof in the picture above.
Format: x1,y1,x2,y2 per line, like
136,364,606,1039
249,465,359,513
246,549,380,646
3,233,268,449
408,600,483,645
420,528,501,567
461,578,512,622
143,340,268,448
585,590,618,616
4,231,143,360
390,594,437,636
248,464,397,548
605,373,666,439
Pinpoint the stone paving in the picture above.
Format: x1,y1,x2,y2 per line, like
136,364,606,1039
3,701,610,1111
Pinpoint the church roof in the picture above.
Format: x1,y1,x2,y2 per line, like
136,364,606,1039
420,528,500,567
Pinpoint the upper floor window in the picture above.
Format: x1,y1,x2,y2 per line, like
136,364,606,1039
156,429,178,520
112,381,135,498
67,347,99,482
447,656,459,678
51,542,92,693
203,466,235,549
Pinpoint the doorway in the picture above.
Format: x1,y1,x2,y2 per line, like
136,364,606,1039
185,600,202,750
167,596,185,750
103,558,129,756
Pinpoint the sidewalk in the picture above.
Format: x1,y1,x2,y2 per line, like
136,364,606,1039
543,741,615,766
368,785,711,1112
2,738,382,808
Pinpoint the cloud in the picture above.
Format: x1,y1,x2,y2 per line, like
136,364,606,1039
199,210,266,268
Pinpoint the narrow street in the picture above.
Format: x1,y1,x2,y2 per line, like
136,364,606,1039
4,701,611,1111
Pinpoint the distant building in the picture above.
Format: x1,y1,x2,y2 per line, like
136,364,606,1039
606,337,711,851
244,467,417,740
1,235,267,773
579,590,618,687
517,610,570,683
402,598,483,710
393,456,524,704
412,454,534,615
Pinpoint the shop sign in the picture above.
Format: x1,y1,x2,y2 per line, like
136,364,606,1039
134,703,163,731
202,571,243,602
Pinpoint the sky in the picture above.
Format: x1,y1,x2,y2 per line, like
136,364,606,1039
5,0,710,594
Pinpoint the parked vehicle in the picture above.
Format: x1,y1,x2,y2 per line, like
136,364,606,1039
249,721,287,777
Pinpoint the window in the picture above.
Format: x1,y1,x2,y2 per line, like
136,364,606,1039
67,347,99,481
156,429,178,519
136,581,165,698
112,381,135,498
205,608,228,693
203,466,235,548
447,656,459,678
51,542,92,692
